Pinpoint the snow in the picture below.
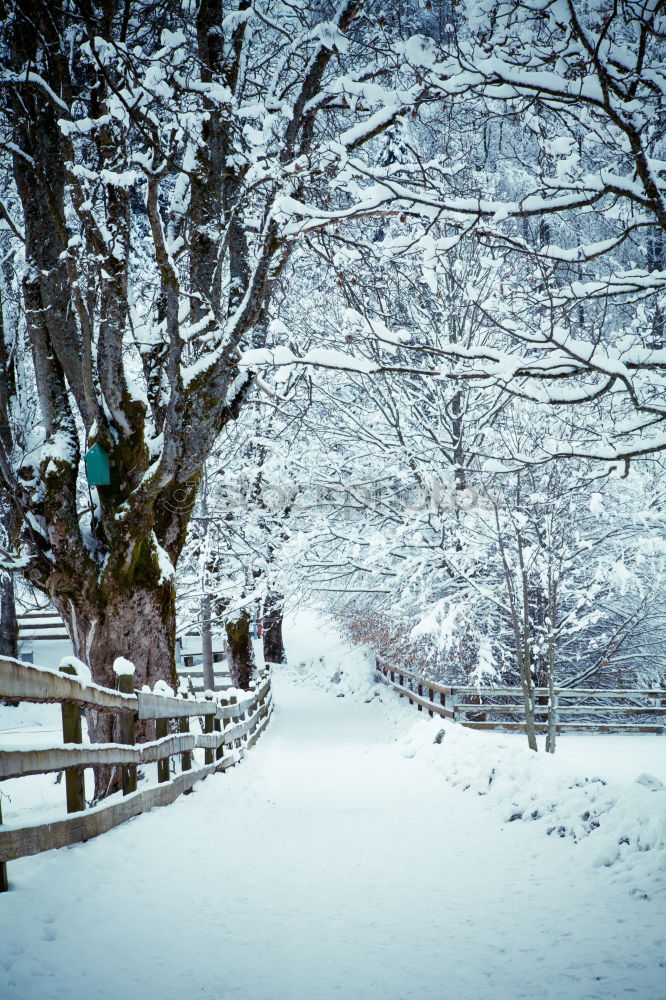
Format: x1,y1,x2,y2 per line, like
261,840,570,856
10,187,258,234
0,654,135,705
239,346,376,375
1,613,665,998
112,656,135,677
153,534,175,584
152,679,174,698
57,656,92,686
313,21,350,54
403,717,666,891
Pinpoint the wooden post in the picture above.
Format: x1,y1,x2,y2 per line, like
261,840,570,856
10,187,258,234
179,715,192,768
417,682,423,711
179,689,192,774
213,714,222,758
204,694,215,765
450,690,459,722
156,718,170,783
0,795,8,892
255,682,267,731
229,693,240,749
117,673,137,795
60,664,86,813
217,696,228,761
178,681,192,776
250,691,258,735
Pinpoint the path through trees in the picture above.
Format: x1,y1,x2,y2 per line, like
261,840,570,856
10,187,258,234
1,673,663,1000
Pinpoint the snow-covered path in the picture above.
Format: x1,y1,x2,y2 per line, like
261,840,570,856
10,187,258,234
1,675,664,1000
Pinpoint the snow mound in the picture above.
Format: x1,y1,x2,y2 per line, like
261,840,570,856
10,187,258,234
112,656,135,677
152,679,174,698
58,656,92,685
402,717,666,896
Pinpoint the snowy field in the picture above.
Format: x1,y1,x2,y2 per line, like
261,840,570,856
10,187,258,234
0,613,665,999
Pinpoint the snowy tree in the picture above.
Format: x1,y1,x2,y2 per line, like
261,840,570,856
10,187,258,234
246,229,666,754
0,0,420,793
282,0,666,464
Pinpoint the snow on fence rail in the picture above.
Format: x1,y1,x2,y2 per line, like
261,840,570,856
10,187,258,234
0,656,273,892
375,658,666,735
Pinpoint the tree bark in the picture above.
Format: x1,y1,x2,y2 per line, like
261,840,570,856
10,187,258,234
200,593,215,692
50,561,177,801
225,611,255,689
0,567,17,661
262,593,285,665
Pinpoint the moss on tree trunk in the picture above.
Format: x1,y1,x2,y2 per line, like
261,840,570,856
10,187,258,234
225,611,255,690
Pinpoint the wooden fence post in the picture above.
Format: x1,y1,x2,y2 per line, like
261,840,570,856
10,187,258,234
252,690,260,734
117,672,137,795
239,694,247,737
253,681,265,735
179,689,192,775
0,795,8,892
156,717,169,783
229,694,240,749
216,696,228,761
59,664,86,813
204,694,215,765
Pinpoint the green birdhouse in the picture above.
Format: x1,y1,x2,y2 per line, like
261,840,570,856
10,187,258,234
84,443,111,486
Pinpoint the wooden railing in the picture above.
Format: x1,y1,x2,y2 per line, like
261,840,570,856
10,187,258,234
0,656,273,891
375,657,665,735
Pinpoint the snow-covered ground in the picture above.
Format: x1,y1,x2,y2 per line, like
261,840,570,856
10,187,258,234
0,611,665,999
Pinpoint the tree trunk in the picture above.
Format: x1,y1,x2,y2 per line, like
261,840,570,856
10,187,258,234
52,577,177,801
0,570,17,661
200,593,215,691
262,593,285,665
225,611,255,690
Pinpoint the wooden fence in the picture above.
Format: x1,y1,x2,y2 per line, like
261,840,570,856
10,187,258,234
0,657,273,891
375,658,665,735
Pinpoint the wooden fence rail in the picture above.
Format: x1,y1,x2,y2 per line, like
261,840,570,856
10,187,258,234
375,657,665,735
0,656,273,891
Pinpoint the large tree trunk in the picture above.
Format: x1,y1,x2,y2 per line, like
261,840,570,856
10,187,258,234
262,593,285,665
0,569,17,661
225,611,255,690
51,572,177,802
